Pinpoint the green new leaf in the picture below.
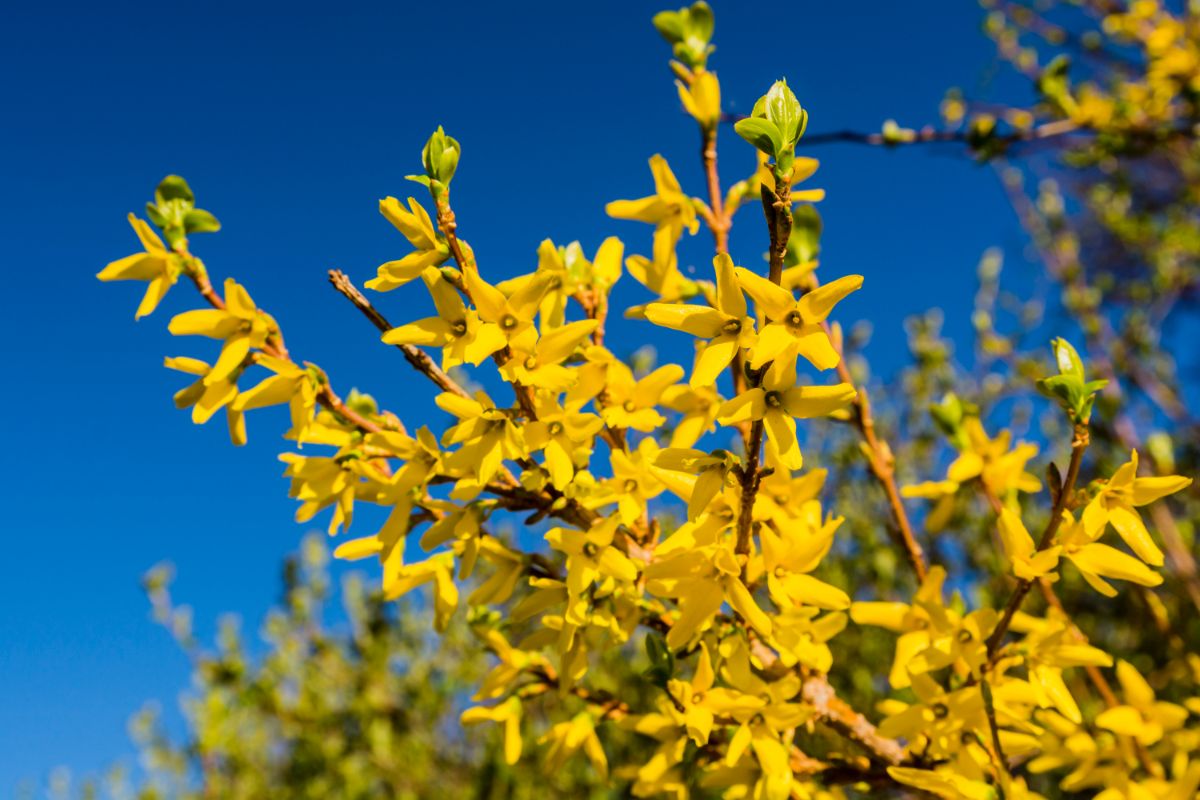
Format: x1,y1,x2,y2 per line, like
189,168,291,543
144,203,168,229
652,2,713,68
642,632,675,686
765,79,805,145
1051,337,1085,381
651,9,685,42
1037,338,1107,423
734,117,783,157
422,127,461,186
156,175,195,207
183,208,222,234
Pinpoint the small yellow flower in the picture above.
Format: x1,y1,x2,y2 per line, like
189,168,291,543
735,268,862,370
382,267,506,368
1094,660,1188,746
461,697,523,765
717,359,856,470
1081,449,1192,567
1057,510,1165,596
644,253,756,387
97,214,179,319
364,196,448,291
168,279,275,385
163,356,244,444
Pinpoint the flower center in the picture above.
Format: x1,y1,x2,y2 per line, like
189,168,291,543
582,542,599,557
523,355,538,370
957,629,973,643
623,400,636,412
623,479,639,493
450,319,468,337
548,421,564,436
764,390,783,408
722,318,742,335
500,314,519,330
931,702,950,719
785,310,804,329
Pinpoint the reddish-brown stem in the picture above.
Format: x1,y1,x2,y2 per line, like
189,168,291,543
328,270,471,400
701,126,729,253
985,424,1089,659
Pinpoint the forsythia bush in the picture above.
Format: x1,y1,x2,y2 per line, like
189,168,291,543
96,3,1200,798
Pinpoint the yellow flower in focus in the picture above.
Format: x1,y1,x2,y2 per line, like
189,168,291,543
598,361,686,432
364,196,448,291
501,319,598,391
463,267,552,349
717,359,856,470
524,398,603,490
735,267,861,370
644,253,756,387
646,543,773,650
436,390,527,489
546,518,640,626
381,267,506,368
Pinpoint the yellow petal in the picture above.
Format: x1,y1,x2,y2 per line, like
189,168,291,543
1107,505,1164,567
1069,543,1163,588
713,254,747,318
735,267,794,319
1131,475,1192,506
725,576,773,637
797,274,863,322
644,303,725,337
781,383,856,418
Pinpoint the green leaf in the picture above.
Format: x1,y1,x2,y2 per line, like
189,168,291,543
184,208,222,234
421,127,461,185
765,80,804,145
734,117,783,157
688,1,713,42
1050,337,1085,381
144,203,167,229
651,9,685,42
156,175,194,206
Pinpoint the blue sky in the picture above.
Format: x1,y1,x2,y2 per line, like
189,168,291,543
0,0,1034,789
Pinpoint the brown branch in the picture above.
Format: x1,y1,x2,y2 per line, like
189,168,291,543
328,270,473,401
799,671,905,766
701,126,730,254
985,424,1089,660
835,377,928,583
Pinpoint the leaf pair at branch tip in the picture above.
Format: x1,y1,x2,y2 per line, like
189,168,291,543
734,80,808,177
1036,337,1107,424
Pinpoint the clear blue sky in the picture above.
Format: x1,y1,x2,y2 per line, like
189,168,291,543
0,0,1032,789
